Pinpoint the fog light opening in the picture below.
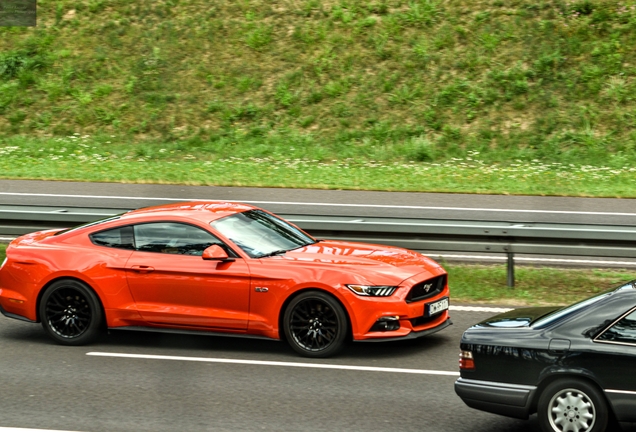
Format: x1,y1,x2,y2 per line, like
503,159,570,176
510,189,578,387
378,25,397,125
370,316,401,332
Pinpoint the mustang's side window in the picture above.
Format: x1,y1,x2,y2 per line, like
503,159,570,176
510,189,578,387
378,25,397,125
90,226,134,250
597,309,636,345
133,222,224,256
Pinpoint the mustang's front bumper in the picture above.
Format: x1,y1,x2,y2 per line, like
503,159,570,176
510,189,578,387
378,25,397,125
349,287,451,341
357,316,452,342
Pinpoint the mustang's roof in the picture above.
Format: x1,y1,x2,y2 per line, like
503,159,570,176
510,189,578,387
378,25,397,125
122,201,257,222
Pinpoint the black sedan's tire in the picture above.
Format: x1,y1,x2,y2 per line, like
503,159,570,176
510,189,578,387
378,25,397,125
39,279,103,346
538,379,609,432
283,291,348,358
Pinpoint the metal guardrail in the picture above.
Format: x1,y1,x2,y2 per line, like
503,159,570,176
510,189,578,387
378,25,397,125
2,204,636,287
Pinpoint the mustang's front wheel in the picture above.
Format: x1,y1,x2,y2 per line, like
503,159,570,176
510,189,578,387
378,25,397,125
538,379,609,432
39,279,103,346
283,291,348,358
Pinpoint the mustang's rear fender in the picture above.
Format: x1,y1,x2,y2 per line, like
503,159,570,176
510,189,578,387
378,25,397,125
35,272,108,321
0,244,58,321
1,240,137,324
36,266,141,327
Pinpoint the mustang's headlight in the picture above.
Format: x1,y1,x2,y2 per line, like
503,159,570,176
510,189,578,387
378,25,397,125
346,285,397,297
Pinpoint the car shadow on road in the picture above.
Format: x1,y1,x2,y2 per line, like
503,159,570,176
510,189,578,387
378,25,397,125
0,320,50,343
91,327,456,362
99,329,294,356
342,333,452,359
1,318,458,362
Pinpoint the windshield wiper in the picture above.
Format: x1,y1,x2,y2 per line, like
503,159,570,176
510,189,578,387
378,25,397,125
259,240,321,258
258,249,289,258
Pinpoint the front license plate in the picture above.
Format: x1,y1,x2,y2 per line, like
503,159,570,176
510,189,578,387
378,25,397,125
425,297,449,317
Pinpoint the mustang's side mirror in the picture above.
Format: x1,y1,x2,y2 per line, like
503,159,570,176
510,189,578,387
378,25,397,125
202,245,235,262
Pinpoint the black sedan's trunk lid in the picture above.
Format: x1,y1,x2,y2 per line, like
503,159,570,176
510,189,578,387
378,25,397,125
474,306,562,328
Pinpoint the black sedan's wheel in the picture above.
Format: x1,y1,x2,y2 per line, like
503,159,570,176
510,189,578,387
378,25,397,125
39,279,103,346
283,291,348,358
538,379,609,432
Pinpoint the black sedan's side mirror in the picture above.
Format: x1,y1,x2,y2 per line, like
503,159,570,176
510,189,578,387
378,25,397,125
202,245,235,262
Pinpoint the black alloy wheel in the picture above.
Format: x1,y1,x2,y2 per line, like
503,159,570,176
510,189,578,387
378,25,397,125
283,291,348,358
538,379,609,432
39,279,103,346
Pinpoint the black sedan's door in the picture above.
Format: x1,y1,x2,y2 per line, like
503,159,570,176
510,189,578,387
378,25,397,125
588,308,636,423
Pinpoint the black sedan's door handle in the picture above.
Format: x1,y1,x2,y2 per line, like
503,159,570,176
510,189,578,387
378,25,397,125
549,338,571,352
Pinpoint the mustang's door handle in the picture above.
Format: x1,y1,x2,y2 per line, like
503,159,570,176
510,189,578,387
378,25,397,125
130,265,155,273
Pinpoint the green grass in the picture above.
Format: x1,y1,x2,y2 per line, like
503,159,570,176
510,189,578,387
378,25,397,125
446,263,634,306
2,1,636,195
2,135,636,195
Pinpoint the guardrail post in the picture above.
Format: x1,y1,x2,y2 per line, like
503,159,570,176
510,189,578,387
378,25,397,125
507,252,515,288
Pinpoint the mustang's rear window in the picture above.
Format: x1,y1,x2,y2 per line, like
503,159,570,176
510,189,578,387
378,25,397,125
54,215,122,236
90,225,134,250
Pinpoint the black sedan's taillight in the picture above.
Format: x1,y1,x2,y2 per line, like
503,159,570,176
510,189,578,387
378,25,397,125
459,350,475,371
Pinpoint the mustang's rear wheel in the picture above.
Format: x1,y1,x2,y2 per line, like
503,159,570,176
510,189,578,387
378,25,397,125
39,279,103,346
538,379,609,432
283,291,348,358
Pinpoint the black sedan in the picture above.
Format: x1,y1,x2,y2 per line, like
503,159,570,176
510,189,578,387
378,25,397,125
455,281,636,432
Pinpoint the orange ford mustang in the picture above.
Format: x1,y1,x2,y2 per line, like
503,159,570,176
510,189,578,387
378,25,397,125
0,201,451,357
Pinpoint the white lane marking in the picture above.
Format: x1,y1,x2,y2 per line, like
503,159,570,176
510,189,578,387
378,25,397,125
86,352,460,376
1,192,635,217
451,306,513,313
0,428,82,432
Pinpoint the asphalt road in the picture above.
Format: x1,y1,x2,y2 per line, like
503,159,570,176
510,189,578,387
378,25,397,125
1,179,636,225
0,179,634,431
0,307,540,432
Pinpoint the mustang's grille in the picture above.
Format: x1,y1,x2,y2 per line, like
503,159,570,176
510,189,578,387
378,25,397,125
406,275,446,303
410,315,440,328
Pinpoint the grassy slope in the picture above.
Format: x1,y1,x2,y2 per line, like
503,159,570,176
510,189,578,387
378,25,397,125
2,2,636,304
2,0,636,175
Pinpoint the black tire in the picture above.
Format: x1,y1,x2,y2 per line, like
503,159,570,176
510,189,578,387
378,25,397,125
283,291,348,358
538,378,609,432
39,279,103,346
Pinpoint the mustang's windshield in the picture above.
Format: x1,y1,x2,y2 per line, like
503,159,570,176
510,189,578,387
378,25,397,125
211,209,316,258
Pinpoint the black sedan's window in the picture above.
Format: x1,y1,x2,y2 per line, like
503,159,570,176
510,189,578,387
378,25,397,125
90,226,134,250
133,222,223,256
597,309,636,345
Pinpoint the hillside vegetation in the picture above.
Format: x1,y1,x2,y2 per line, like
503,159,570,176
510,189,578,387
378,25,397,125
2,0,636,194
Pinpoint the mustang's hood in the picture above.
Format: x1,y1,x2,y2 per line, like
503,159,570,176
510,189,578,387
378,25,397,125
280,240,444,283
473,306,562,329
